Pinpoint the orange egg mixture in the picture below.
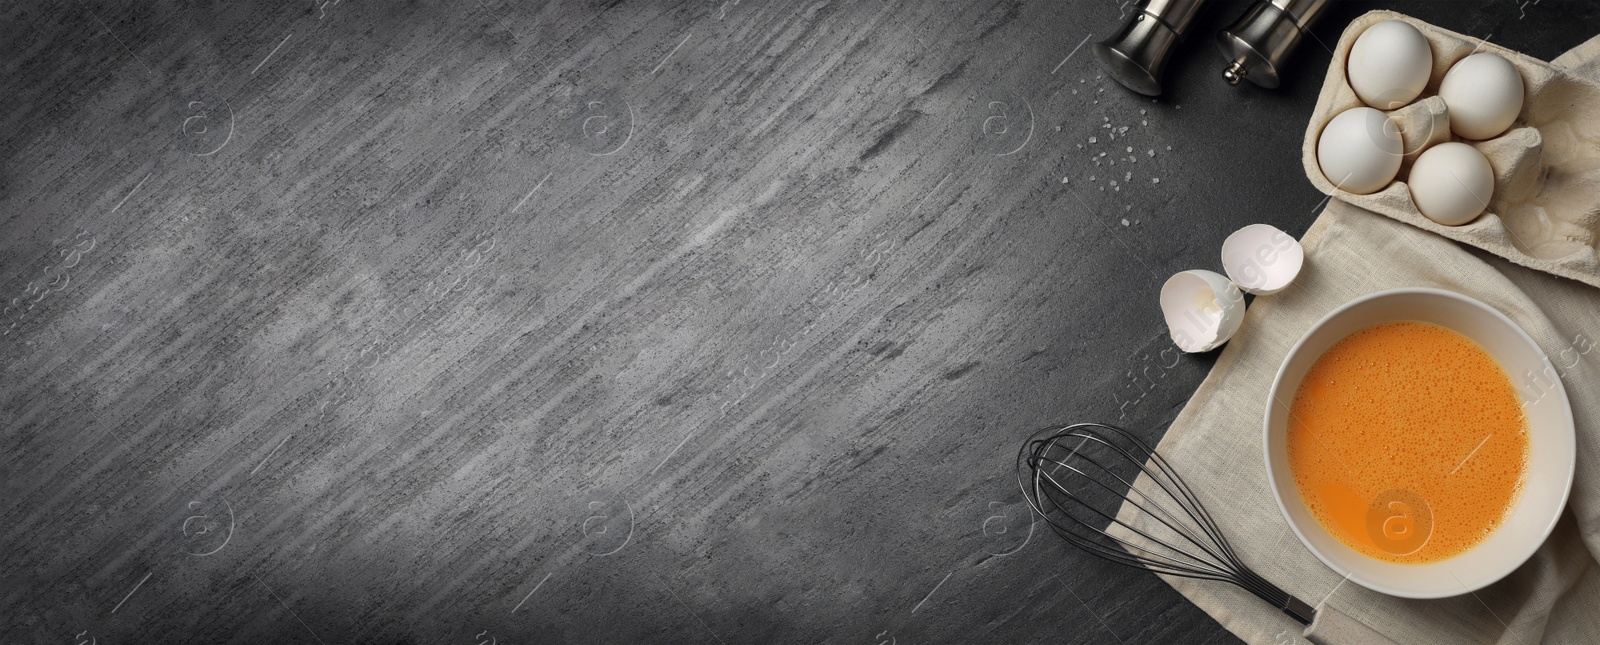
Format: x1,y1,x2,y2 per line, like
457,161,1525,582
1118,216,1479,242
1288,321,1528,564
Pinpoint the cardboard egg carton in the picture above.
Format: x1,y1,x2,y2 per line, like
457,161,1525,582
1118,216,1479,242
1303,10,1600,289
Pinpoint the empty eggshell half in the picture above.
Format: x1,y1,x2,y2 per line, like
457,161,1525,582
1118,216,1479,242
1221,224,1305,295
1160,270,1246,353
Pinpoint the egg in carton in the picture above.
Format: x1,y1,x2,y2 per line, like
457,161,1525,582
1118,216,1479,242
1303,10,1600,289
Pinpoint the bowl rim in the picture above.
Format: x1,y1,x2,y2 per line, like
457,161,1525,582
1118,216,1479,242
1262,287,1576,599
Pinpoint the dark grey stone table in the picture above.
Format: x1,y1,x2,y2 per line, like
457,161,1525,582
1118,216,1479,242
2,1,1594,643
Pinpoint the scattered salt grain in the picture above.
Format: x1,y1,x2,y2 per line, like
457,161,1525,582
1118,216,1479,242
1152,177,1161,184
1126,146,1133,153
1089,137,1097,143
1147,149,1155,157
1121,218,1129,226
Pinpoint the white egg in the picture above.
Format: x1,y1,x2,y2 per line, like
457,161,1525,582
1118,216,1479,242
1407,142,1495,226
1438,53,1525,140
1160,270,1245,353
1346,20,1433,109
1316,107,1403,195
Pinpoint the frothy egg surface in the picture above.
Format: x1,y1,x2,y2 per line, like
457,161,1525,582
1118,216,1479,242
1288,321,1528,564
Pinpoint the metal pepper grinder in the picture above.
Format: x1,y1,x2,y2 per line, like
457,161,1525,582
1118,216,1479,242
1092,0,1210,97
1216,0,1332,88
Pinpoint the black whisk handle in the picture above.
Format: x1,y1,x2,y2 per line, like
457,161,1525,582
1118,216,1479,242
1283,595,1315,625
1302,601,1402,645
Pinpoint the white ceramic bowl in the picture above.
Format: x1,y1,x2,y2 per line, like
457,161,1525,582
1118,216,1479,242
1264,288,1575,598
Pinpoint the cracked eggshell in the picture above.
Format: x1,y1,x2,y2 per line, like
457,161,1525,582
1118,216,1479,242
1221,224,1305,295
1161,270,1246,353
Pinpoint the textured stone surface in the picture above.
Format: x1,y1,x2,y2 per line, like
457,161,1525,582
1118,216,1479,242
0,1,1591,643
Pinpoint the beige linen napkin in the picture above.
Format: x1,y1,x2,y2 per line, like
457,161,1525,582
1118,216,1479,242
1117,36,1600,645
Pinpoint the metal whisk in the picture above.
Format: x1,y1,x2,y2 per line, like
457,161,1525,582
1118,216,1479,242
1016,422,1397,645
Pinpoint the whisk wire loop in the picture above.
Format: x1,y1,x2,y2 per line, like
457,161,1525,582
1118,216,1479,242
1029,446,1237,579
1017,422,1308,624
